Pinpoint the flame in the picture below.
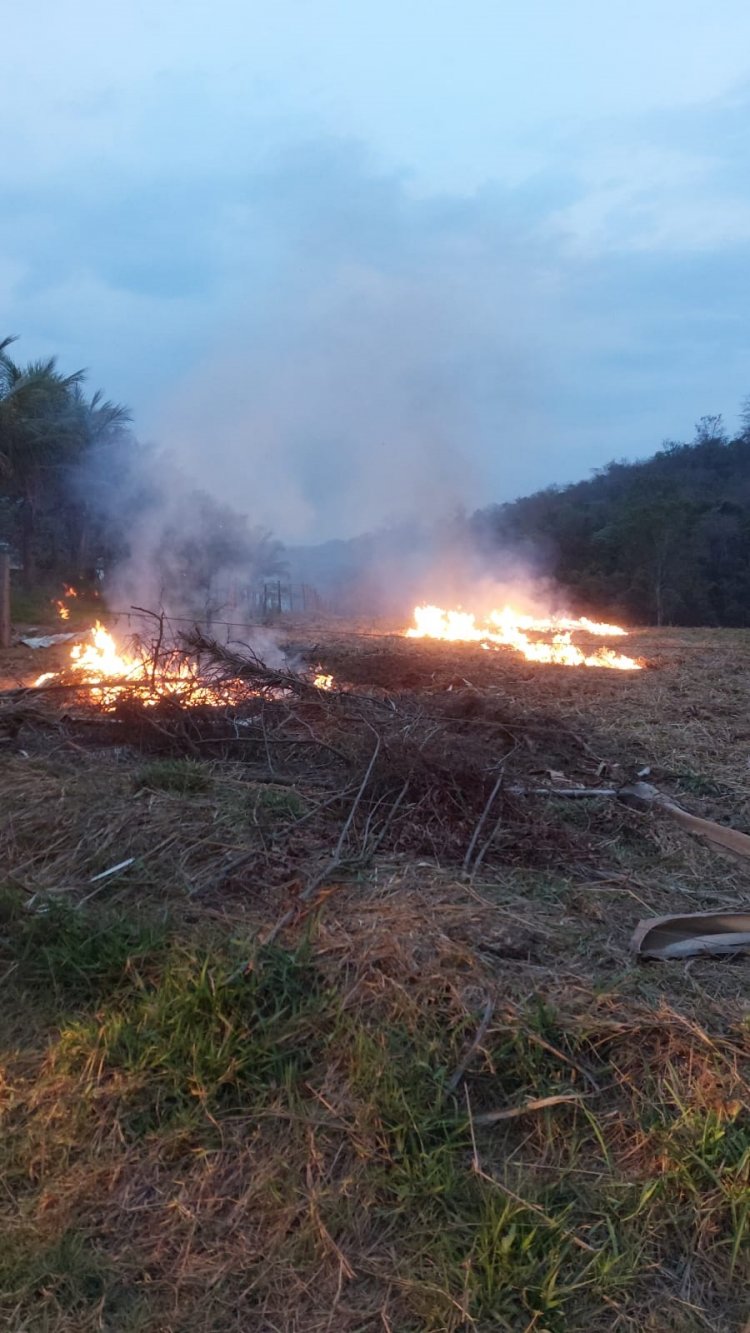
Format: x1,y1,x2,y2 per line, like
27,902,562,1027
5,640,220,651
405,605,642,670
35,621,241,707
53,584,79,621
70,621,137,680
33,622,336,706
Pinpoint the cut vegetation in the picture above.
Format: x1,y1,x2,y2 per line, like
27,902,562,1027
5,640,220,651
1,625,749,1331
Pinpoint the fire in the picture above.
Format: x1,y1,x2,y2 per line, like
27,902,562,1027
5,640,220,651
53,584,79,621
70,621,136,680
405,604,643,670
34,622,337,705
34,621,237,706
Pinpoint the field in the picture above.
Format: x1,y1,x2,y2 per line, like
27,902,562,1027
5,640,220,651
1,621,750,1332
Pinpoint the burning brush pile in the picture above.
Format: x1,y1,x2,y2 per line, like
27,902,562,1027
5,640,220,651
1,604,646,892
33,620,282,708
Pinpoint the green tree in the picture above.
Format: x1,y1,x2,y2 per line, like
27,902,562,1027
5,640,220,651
0,337,130,586
472,395,750,626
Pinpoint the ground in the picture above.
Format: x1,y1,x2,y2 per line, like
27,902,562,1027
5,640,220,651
1,620,749,1332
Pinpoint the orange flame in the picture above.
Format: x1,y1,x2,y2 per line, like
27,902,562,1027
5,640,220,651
405,605,642,670
53,584,79,621
33,671,57,687
33,622,227,705
70,621,137,680
34,623,331,704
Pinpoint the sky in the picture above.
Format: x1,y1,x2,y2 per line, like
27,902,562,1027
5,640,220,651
3,0,750,541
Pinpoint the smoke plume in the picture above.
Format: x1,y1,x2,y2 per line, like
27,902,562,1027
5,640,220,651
77,139,559,622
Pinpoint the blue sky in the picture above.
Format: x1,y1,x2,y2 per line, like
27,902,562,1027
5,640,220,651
3,0,750,539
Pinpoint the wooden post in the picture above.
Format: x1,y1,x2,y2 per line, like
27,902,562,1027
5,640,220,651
0,551,10,649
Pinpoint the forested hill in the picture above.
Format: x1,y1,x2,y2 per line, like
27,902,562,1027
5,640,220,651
472,416,750,627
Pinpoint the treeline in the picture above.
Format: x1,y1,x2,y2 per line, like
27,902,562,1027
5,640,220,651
5,331,750,627
473,414,750,626
0,336,132,589
0,336,286,613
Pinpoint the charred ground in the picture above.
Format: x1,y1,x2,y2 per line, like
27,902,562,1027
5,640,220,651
0,623,749,1332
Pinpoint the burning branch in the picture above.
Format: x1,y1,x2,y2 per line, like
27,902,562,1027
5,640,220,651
179,629,322,698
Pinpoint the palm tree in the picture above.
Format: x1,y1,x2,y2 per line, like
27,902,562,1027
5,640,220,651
0,337,130,586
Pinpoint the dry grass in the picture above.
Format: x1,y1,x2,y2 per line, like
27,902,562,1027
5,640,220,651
1,625,750,1331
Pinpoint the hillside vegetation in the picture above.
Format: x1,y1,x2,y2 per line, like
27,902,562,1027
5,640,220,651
474,414,750,626
5,330,750,629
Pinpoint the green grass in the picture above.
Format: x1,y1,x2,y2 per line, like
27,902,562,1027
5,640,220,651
0,904,748,1330
251,783,307,820
134,759,213,795
1,895,166,1006
55,939,335,1135
10,584,60,624
10,582,105,626
0,1230,114,1313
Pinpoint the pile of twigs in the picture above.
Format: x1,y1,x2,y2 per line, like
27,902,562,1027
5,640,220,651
1,630,609,881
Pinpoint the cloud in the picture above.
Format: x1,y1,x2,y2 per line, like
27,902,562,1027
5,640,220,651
139,137,583,541
547,91,750,254
3,62,750,541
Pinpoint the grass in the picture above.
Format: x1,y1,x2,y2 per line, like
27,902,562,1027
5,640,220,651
1,900,748,1330
3,895,166,1005
2,626,750,1328
0,1230,120,1327
669,771,734,798
10,581,104,627
54,939,335,1136
135,758,213,796
251,784,307,820
10,583,61,624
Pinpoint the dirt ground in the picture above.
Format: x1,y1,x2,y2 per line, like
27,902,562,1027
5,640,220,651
1,619,750,1332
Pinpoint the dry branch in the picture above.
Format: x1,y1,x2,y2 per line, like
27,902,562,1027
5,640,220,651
473,1093,588,1124
180,630,321,698
2,629,655,895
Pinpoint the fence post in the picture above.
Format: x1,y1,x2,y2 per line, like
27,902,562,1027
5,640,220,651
0,550,10,649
